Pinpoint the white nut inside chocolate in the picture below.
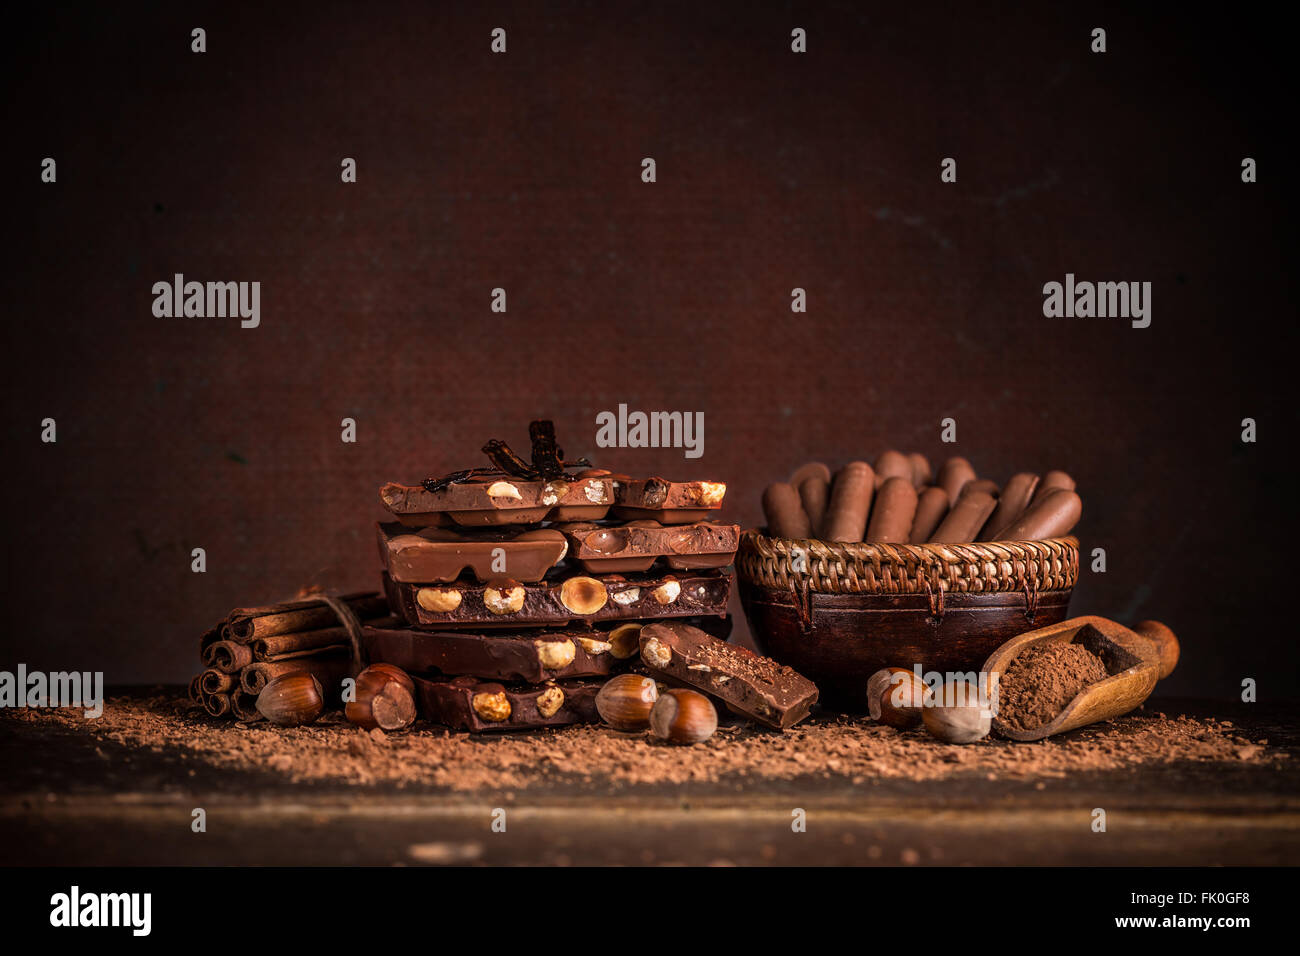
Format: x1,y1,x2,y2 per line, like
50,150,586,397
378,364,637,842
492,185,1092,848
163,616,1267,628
607,624,643,659
486,480,523,500
417,588,462,612
611,588,641,606
652,580,681,605
472,691,511,722
483,585,526,615
584,482,607,503
536,639,576,670
542,481,566,506
697,482,726,506
642,636,672,670
535,684,565,719
576,637,613,655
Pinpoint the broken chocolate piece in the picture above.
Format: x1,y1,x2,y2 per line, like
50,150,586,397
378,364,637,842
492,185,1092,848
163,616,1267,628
607,476,727,523
412,675,601,732
362,623,622,682
383,569,733,629
379,474,613,527
376,523,568,583
555,519,739,573
637,622,818,730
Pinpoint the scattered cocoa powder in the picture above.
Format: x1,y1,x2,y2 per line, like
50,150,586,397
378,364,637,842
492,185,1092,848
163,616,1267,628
0,691,1287,793
997,641,1110,733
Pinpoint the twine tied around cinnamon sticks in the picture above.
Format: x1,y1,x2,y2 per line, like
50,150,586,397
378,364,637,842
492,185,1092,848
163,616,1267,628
193,590,390,722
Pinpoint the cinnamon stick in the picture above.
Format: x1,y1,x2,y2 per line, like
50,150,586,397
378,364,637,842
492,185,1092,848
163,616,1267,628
204,640,254,673
203,692,232,717
228,593,389,642
200,669,239,695
251,626,359,660
240,653,352,697
230,689,265,723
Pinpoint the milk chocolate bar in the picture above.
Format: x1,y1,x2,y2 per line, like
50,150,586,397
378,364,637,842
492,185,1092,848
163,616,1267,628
384,569,732,628
377,523,568,583
607,475,727,523
638,622,819,729
379,474,614,527
555,520,739,573
362,623,622,682
413,675,601,732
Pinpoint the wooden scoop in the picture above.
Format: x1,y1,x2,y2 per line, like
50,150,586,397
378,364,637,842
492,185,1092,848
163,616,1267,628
982,615,1179,741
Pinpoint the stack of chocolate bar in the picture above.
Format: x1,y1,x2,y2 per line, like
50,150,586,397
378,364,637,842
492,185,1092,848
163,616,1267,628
368,467,738,731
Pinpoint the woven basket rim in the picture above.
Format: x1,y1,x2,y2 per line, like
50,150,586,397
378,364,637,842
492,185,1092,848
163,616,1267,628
742,527,1079,554
738,528,1079,596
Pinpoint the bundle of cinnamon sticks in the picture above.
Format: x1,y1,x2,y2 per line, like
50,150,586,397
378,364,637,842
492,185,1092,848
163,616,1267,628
190,591,389,721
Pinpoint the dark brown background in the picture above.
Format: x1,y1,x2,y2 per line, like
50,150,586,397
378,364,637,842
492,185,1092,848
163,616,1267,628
2,2,1291,697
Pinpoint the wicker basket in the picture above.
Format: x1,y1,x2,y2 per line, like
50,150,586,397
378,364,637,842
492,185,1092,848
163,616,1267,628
737,530,1080,707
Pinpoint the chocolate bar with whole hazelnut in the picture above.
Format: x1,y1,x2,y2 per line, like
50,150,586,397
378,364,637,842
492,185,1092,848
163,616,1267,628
606,474,727,523
412,674,601,731
383,568,732,628
379,473,614,527
554,519,739,573
362,623,624,683
376,523,568,583
637,622,819,730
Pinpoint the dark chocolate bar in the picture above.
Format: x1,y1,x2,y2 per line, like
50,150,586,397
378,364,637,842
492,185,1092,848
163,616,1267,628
638,622,818,730
555,520,739,573
607,475,727,523
377,523,568,583
379,474,613,527
383,569,732,629
362,624,622,682
413,675,601,732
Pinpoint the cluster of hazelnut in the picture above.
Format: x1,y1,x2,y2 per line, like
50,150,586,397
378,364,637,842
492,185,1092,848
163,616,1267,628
594,673,718,745
867,667,992,744
254,664,417,732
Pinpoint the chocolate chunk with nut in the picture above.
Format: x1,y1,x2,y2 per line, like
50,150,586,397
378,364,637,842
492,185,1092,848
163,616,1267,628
383,569,732,629
377,523,569,583
607,476,727,524
412,675,601,732
362,624,623,683
637,622,819,730
379,474,613,528
554,519,739,573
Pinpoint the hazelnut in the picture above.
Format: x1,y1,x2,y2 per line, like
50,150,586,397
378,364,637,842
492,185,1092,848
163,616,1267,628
417,587,462,612
595,674,660,730
542,482,566,506
584,482,608,503
536,639,576,670
921,679,992,744
486,480,523,500
867,667,930,729
345,665,416,731
652,580,681,605
256,672,325,727
483,583,526,615
696,482,727,507
471,690,512,722
649,688,718,745
640,635,673,670
607,623,643,660
535,684,565,719
559,576,608,615
610,587,641,606
576,636,613,655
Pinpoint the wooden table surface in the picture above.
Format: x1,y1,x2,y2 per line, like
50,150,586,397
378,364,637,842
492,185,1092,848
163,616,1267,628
1,690,1295,866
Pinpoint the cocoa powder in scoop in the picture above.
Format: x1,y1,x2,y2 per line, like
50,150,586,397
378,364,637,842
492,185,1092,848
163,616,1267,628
997,642,1109,733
